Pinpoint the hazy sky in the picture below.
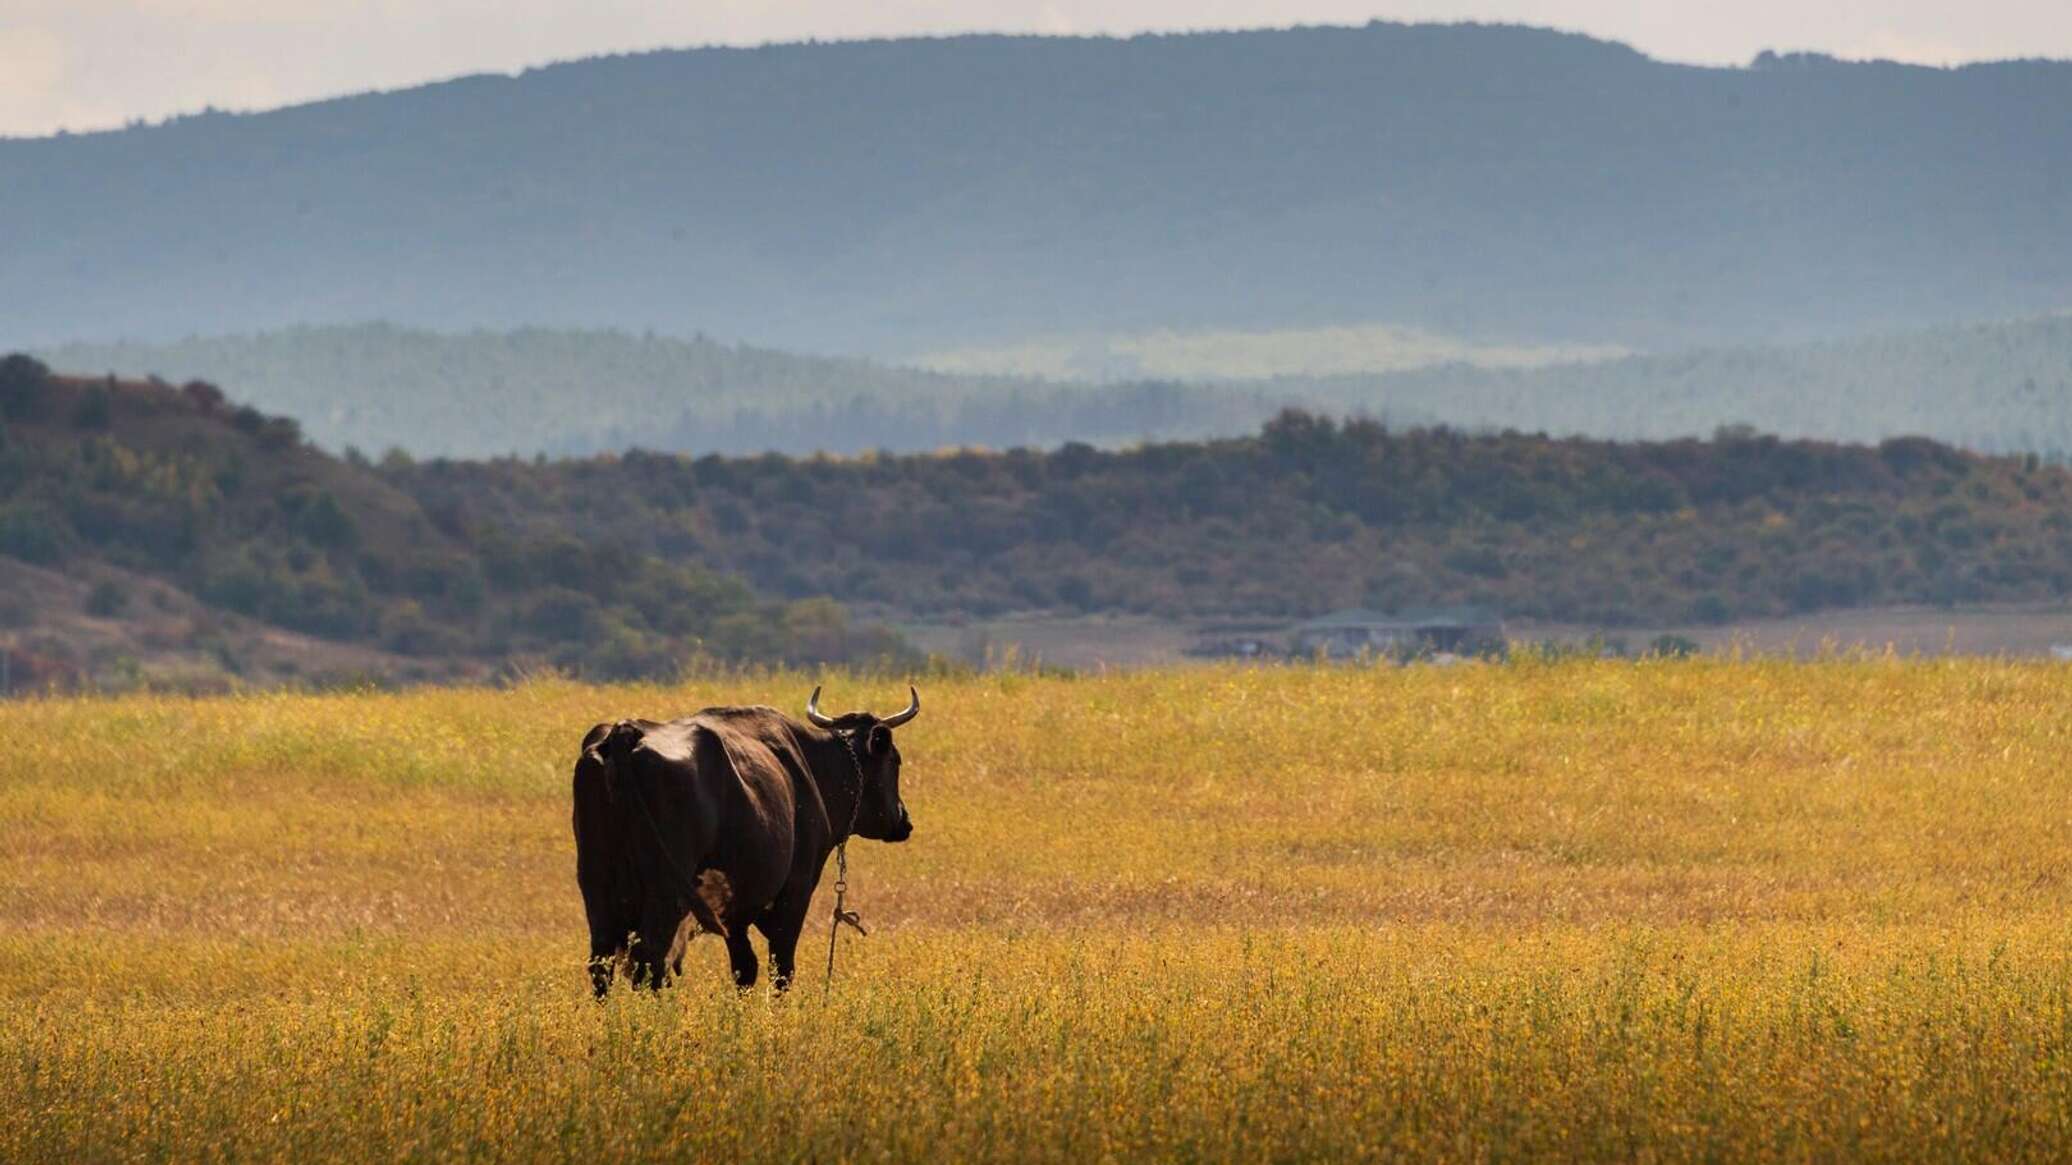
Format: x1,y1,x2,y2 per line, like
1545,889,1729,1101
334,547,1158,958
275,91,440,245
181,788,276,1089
4,1,2070,137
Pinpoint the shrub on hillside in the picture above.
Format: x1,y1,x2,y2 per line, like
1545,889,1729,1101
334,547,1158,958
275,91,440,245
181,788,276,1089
71,386,113,430
377,600,466,656
281,487,359,550
0,355,52,422
0,502,70,564
84,580,128,617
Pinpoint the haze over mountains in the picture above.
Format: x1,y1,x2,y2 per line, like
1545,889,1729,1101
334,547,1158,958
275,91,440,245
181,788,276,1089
7,22,2072,360
36,314,2072,459
1260,314,2072,460
30,324,1416,458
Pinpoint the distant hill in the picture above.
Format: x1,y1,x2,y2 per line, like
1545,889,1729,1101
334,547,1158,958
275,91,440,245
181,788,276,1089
5,25,2071,356
34,325,1341,458
38,315,2072,459
911,323,1626,381
1268,314,2072,459
0,355,906,690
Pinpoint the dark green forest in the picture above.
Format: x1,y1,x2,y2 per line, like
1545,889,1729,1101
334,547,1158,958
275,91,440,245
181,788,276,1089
9,353,2072,686
7,25,2071,356
395,411,2072,627
0,356,907,680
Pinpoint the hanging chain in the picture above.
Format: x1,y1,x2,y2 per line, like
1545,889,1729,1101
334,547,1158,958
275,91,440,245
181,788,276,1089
823,731,869,995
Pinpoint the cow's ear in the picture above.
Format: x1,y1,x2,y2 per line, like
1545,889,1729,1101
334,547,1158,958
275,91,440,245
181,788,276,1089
865,724,894,756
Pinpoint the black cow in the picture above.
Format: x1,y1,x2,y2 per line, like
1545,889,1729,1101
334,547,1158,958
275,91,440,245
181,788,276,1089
572,686,917,995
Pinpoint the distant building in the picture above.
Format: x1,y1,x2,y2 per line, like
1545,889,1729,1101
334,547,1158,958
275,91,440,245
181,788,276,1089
1183,634,1281,661
1290,607,1506,660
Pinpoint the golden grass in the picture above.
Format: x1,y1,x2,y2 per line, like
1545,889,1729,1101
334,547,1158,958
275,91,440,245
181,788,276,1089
3,660,2070,1160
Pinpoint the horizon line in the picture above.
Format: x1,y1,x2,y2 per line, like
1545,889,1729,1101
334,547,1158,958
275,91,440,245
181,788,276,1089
8,17,2065,144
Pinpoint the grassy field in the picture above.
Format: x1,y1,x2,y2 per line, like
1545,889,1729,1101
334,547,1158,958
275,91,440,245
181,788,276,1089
4,660,2070,1161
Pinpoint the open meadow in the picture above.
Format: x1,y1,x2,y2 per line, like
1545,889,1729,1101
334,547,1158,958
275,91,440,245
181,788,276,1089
4,659,2071,1161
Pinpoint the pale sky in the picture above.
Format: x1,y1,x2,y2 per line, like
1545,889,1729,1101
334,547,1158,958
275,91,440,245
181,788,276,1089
3,1,2069,138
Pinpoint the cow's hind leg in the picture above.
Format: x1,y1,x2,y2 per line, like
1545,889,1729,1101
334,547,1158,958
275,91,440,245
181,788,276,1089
630,902,687,992
588,930,626,999
578,881,633,999
725,929,759,990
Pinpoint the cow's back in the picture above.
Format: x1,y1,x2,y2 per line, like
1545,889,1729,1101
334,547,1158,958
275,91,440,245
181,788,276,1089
679,708,808,916
573,709,806,931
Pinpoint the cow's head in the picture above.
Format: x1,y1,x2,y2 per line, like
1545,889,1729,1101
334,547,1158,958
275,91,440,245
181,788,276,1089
805,685,919,843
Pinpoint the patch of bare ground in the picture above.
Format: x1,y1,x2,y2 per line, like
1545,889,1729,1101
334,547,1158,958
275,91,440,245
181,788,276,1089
0,556,486,693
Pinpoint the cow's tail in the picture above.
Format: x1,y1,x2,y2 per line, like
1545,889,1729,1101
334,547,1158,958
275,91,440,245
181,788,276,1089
579,720,644,799
574,719,646,997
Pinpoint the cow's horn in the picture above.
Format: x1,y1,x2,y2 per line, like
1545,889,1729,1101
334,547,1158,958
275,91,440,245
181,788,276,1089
805,685,837,728
881,686,920,728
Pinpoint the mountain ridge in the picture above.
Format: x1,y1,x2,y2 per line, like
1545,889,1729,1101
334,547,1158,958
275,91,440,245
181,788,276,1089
7,22,2069,355
21,24,2068,146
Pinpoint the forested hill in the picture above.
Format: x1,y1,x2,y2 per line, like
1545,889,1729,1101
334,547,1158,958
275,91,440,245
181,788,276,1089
7,25,2072,355
8,350,2072,687
0,356,906,689
394,412,2072,627
40,314,2072,460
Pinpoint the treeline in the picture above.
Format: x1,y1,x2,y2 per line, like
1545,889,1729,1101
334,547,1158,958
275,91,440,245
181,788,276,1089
10,351,2072,682
0,356,908,681
391,412,2072,626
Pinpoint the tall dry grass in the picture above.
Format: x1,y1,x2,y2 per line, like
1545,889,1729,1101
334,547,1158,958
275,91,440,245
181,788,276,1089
3,659,2069,1159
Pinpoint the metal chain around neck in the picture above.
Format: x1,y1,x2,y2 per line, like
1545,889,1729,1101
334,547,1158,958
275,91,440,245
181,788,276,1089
823,728,870,995
833,729,866,840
